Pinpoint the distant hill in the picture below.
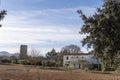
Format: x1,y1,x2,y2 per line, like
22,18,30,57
12,53,20,58
0,51,12,57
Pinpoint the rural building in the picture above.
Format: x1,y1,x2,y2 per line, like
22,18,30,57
63,53,101,69
20,45,28,59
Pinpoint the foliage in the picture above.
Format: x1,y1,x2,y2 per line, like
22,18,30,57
77,0,120,70
116,66,120,73
1,59,11,63
0,10,7,27
60,44,81,54
18,59,30,65
10,55,18,64
28,56,42,66
65,64,71,70
46,60,56,67
28,49,43,66
78,60,89,70
46,48,58,60
55,61,61,67
45,48,59,66
41,60,47,66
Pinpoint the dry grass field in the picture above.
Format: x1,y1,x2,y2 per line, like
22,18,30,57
0,64,119,80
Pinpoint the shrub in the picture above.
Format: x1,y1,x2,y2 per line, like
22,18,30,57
1,59,11,63
11,59,18,64
46,61,56,67
18,59,30,65
84,67,88,71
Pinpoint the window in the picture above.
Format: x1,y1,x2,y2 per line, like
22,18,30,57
66,56,69,60
82,56,84,58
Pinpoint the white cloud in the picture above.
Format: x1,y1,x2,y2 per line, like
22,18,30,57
0,26,81,44
0,6,95,54
2,6,95,26
0,47,19,53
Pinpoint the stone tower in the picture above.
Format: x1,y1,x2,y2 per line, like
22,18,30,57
20,45,27,59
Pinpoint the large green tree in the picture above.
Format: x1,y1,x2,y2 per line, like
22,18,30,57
46,48,58,61
0,10,7,27
77,0,120,70
45,48,59,67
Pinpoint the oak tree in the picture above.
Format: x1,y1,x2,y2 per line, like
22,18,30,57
77,0,120,70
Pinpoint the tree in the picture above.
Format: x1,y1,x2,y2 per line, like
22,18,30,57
46,48,59,67
28,49,43,66
10,55,18,64
46,48,58,61
77,0,120,70
0,10,7,27
60,44,81,54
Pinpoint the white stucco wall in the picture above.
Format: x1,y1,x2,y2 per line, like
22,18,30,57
63,54,100,69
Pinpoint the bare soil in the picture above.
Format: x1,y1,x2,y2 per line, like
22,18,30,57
0,64,119,80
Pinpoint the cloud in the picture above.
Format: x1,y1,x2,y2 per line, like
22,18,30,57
81,47,92,53
0,26,81,44
2,6,95,26
0,47,19,53
0,6,95,54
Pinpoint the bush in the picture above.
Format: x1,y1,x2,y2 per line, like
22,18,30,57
116,67,120,73
46,61,56,67
11,59,18,64
1,59,11,63
84,67,88,72
18,59,30,65
65,64,70,70
90,64,101,71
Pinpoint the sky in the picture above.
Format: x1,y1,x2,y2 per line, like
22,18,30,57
0,0,103,55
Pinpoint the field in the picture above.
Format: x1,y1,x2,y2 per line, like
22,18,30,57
0,64,119,80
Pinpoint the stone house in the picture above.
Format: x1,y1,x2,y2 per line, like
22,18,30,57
63,53,101,69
